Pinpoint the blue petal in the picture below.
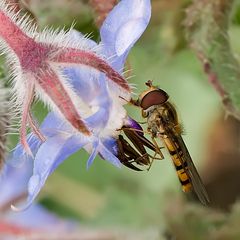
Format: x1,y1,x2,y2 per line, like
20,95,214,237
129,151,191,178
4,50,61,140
102,137,118,156
64,67,101,103
6,204,76,231
68,29,97,49
0,158,33,207
100,0,151,71
85,75,111,131
41,112,71,134
98,141,121,168
86,140,99,169
86,107,109,131
86,138,121,169
63,70,112,115
17,134,88,210
8,112,71,166
8,133,41,167
63,65,108,106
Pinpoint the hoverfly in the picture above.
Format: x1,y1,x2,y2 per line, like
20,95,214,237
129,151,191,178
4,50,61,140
130,80,209,205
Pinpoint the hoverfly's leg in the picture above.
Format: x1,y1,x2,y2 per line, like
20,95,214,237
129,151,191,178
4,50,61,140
118,127,148,135
123,128,151,165
120,127,165,153
137,120,147,124
145,136,164,171
147,151,158,171
147,153,163,161
135,153,149,165
151,137,164,160
117,135,143,171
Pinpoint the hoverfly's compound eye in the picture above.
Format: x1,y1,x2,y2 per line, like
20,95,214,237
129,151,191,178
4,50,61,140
140,89,169,110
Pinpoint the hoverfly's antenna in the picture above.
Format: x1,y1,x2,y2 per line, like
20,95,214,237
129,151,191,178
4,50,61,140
145,80,153,87
118,96,140,107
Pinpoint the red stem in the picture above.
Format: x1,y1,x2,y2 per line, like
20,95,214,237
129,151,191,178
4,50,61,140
55,48,130,92
0,10,34,57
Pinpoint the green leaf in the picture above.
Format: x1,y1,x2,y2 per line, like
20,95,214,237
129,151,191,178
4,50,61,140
185,0,240,119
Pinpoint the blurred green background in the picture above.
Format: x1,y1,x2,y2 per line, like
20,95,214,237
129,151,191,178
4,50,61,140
3,0,240,239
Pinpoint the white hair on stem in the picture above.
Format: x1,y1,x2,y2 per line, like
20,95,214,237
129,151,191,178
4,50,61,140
0,81,11,170
0,0,131,155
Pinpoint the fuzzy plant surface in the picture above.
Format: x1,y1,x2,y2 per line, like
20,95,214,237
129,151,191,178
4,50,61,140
0,0,131,156
185,0,240,119
4,0,151,210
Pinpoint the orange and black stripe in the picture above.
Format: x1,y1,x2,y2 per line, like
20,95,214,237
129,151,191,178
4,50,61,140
163,137,192,193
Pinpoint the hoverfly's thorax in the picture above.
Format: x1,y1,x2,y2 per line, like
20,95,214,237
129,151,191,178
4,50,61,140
161,102,179,126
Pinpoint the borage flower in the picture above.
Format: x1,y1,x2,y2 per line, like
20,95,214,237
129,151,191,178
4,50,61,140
0,0,130,155
0,158,76,237
10,0,151,209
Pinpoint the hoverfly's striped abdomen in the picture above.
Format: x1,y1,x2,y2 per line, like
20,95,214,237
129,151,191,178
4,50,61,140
163,137,192,193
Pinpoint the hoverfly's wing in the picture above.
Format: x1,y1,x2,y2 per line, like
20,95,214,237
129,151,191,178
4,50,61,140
123,128,157,153
117,135,145,171
176,135,209,205
164,126,210,205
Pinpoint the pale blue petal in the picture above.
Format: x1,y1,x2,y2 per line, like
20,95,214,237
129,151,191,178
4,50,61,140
100,0,151,71
86,140,99,169
68,29,97,49
41,112,63,129
85,75,111,131
86,107,109,131
92,75,111,107
0,158,32,207
7,134,41,167
41,112,71,134
8,112,70,167
17,134,88,210
99,141,121,168
102,137,118,156
5,204,76,231
63,70,112,116
64,67,101,103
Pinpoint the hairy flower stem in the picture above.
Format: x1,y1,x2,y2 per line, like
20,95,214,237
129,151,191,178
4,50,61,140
0,1,130,154
0,89,9,171
0,11,32,55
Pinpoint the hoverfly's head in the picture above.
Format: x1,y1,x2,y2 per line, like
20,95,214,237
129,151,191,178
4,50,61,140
137,80,169,110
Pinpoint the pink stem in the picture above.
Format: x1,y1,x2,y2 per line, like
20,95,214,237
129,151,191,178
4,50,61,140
196,50,227,98
54,48,130,92
20,80,34,156
28,112,46,142
37,67,90,135
0,10,34,57
0,221,32,235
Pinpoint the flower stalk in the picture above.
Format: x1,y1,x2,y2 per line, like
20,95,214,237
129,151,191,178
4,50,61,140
0,84,9,171
0,0,130,154
185,0,240,119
